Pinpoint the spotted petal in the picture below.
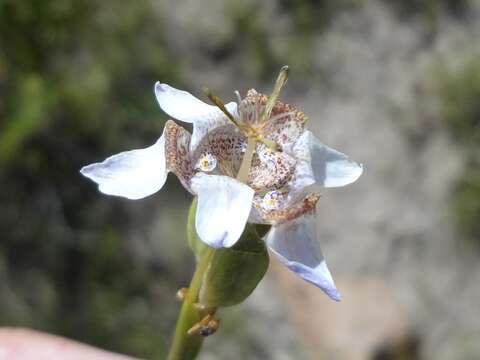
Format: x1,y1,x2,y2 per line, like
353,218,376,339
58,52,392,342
266,214,340,301
191,174,254,248
240,89,307,149
80,135,167,200
154,82,238,151
292,130,363,188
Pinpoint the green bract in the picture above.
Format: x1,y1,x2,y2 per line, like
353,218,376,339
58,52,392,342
187,198,270,307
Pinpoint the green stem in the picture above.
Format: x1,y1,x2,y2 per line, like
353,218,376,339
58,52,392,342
167,248,215,360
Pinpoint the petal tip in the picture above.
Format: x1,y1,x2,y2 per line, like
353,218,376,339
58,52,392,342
352,161,364,181
154,81,166,94
209,231,236,249
327,288,341,302
79,164,95,179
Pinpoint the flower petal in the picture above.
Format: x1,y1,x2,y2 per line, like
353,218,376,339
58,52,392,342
191,174,254,248
292,130,363,188
154,82,238,151
80,135,167,200
164,120,195,193
266,214,340,301
192,124,246,179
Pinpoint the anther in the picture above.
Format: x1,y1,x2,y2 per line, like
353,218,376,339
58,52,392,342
203,87,241,128
262,65,289,122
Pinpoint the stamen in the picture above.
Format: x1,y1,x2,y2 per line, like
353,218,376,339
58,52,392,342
236,137,256,183
256,136,278,151
234,90,242,105
203,87,242,128
262,65,289,122
204,86,280,151
263,111,295,127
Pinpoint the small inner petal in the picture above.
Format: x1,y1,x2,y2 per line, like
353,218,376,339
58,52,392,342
195,153,218,172
248,144,297,191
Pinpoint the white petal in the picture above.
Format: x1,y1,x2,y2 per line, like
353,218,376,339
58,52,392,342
191,174,254,248
154,82,238,150
292,130,363,188
287,160,316,203
266,214,340,301
80,135,167,200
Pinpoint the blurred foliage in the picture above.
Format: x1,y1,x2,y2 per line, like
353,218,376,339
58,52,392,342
223,0,360,79
228,2,281,80
0,0,183,358
382,0,469,19
436,56,480,146
279,0,359,33
435,55,480,247
452,169,480,248
277,0,359,74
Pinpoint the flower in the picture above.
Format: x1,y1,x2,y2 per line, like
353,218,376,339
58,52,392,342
80,69,363,301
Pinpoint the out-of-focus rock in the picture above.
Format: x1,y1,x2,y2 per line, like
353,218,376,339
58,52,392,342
270,257,417,360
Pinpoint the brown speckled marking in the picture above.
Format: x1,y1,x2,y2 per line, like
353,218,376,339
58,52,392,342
193,124,246,178
240,89,308,149
248,143,296,191
258,192,320,225
163,89,313,222
164,120,195,193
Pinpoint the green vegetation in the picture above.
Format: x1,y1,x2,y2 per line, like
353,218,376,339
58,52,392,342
436,57,480,146
382,0,469,19
435,55,480,247
452,169,480,248
0,0,182,358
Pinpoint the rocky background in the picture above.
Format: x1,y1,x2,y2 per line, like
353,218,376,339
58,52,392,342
1,0,480,359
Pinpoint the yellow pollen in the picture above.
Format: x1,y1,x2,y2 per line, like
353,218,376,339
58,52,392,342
200,159,209,169
265,198,277,207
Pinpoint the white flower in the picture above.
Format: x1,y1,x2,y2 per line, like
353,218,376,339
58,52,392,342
80,74,363,301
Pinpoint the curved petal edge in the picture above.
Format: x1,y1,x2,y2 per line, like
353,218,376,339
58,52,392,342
266,214,341,301
154,82,238,151
293,130,363,188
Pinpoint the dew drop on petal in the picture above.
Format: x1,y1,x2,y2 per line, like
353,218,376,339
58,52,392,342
195,153,218,172
262,190,283,210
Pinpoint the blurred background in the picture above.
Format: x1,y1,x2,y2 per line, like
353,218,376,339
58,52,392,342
1,0,479,359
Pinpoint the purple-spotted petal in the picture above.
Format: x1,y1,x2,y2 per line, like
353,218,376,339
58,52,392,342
80,135,167,200
292,130,363,188
154,82,238,151
191,174,254,248
266,214,340,301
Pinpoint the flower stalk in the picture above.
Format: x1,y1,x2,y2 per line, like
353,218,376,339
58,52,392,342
166,247,214,360
167,198,270,359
